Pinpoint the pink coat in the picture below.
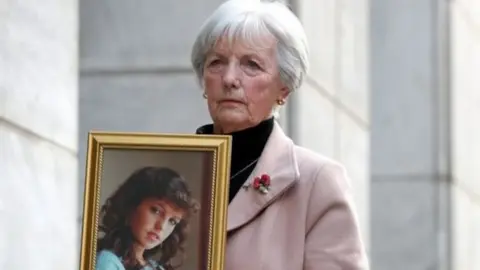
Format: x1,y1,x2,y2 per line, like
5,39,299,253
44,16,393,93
224,122,369,270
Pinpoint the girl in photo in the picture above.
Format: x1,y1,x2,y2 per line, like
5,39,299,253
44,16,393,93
95,166,200,270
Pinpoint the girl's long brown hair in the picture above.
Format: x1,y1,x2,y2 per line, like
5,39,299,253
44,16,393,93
96,166,200,270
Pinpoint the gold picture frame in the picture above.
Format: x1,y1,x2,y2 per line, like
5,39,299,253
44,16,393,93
79,131,231,270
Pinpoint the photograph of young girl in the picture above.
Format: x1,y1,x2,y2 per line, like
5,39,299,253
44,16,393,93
95,166,200,270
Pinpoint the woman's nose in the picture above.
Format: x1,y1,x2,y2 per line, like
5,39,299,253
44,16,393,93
222,62,240,89
154,219,164,230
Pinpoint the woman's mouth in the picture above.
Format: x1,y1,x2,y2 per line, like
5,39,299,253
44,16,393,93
147,232,160,241
219,99,243,105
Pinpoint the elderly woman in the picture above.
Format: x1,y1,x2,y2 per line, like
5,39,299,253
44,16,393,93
191,0,369,269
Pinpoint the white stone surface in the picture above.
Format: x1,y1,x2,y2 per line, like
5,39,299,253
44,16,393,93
2,0,78,151
472,198,480,270
370,0,437,177
79,74,210,137
297,0,337,96
451,184,470,270
1,0,79,269
296,0,370,254
338,0,369,122
450,2,480,269
455,0,480,29
0,123,78,270
451,184,480,270
296,81,336,159
450,3,480,196
371,177,438,270
338,111,369,250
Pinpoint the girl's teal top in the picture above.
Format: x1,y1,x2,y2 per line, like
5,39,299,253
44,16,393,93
95,250,165,270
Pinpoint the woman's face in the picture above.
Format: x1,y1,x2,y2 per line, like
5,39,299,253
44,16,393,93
129,198,185,250
203,35,289,133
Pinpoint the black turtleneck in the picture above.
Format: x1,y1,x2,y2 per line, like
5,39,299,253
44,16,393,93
196,117,274,203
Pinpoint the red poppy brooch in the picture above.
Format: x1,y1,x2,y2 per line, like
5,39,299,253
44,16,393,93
252,174,271,194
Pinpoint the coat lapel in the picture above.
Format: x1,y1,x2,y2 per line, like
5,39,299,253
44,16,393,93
227,122,300,232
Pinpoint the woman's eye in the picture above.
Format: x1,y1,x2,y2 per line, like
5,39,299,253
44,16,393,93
208,59,221,66
246,60,260,69
150,206,163,215
169,218,179,226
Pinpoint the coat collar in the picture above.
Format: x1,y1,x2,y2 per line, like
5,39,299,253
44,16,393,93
227,121,300,232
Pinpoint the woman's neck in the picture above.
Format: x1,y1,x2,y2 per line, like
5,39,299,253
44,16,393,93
212,120,263,135
131,242,146,265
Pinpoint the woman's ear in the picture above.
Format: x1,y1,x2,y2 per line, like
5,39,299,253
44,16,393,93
279,86,290,101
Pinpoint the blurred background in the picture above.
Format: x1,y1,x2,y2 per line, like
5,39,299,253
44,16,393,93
1,0,478,269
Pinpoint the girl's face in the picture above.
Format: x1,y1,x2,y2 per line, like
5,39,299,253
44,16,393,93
129,198,185,250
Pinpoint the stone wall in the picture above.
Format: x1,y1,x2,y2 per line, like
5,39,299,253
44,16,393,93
450,0,480,269
369,0,480,268
293,0,371,251
0,0,79,269
369,0,452,269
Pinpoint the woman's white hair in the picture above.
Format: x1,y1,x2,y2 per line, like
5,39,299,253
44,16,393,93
190,0,310,115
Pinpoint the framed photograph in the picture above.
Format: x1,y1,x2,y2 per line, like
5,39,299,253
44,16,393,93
79,131,232,270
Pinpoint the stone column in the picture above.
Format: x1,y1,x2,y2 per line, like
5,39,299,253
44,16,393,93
291,0,371,251
450,0,480,269
0,0,79,268
370,0,451,269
